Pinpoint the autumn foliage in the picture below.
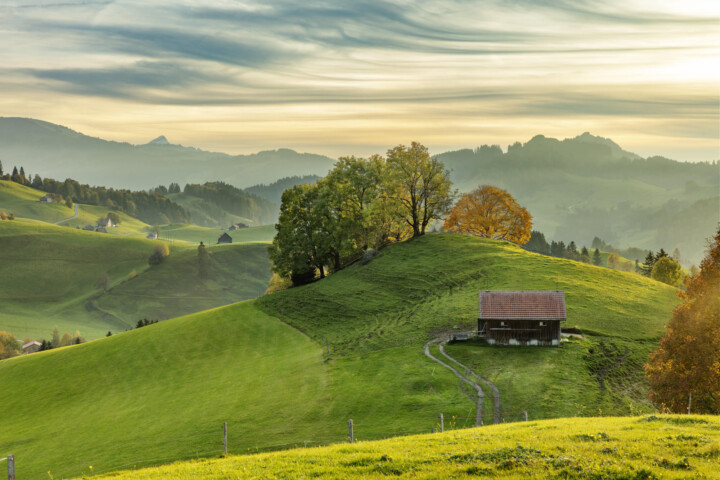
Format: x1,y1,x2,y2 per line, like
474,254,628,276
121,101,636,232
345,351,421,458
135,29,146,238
645,225,720,413
443,186,532,244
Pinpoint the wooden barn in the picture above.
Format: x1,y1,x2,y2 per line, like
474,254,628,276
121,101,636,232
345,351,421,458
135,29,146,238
217,233,233,244
478,291,566,346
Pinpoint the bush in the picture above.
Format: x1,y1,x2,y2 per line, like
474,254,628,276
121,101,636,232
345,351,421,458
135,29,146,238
148,244,170,265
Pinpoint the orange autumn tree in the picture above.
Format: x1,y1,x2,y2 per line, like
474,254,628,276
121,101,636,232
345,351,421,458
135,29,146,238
443,186,532,244
645,225,720,413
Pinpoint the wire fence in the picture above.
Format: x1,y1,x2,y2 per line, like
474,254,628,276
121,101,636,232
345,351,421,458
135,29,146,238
2,410,532,478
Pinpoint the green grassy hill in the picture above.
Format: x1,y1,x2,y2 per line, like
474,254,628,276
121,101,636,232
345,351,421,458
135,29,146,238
0,179,153,236
0,234,679,478
0,220,271,340
158,223,275,244
89,415,720,479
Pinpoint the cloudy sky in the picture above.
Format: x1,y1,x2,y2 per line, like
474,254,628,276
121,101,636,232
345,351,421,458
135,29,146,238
1,0,718,160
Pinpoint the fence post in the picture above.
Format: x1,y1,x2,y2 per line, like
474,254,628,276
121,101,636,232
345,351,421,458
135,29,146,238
7,455,15,480
431,427,435,434
688,393,692,415
522,411,528,422
348,419,354,443
439,413,444,433
223,422,228,455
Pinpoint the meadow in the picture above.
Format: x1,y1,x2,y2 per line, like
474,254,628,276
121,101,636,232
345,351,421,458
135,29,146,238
0,233,680,478
0,219,272,339
87,415,720,479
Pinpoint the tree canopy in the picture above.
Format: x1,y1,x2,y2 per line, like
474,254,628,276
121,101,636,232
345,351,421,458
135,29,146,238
646,225,720,413
269,143,453,286
443,185,532,244
651,256,683,286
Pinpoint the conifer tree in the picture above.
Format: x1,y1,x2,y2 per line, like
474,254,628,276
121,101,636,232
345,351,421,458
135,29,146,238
593,248,602,266
0,159,3,176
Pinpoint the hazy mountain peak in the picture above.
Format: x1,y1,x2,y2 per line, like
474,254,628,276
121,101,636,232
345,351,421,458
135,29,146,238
148,135,170,145
569,132,641,160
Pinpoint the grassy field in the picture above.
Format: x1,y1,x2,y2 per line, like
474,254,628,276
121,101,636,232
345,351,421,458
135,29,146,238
158,223,275,245
0,218,156,339
0,301,471,479
93,242,271,326
258,233,678,419
0,179,153,235
0,220,272,339
0,234,680,478
87,415,720,479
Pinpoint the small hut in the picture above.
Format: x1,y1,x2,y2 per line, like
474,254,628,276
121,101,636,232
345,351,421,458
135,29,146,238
217,233,233,244
39,195,54,203
22,341,42,354
478,291,566,346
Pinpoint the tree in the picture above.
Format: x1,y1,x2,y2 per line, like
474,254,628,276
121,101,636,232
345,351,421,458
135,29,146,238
32,174,43,188
65,196,73,209
52,326,60,348
385,142,454,238
592,237,604,249
607,253,621,269
651,257,683,286
107,212,121,225
198,241,210,279
593,248,602,266
0,331,22,359
106,331,112,337
269,184,333,284
672,248,682,265
646,225,720,413
525,230,550,254
59,332,74,347
443,186,532,244
640,251,655,276
148,244,170,265
94,274,110,291
0,159,3,176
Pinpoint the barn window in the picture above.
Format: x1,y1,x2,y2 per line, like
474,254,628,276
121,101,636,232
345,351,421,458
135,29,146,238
500,321,506,326
539,321,546,327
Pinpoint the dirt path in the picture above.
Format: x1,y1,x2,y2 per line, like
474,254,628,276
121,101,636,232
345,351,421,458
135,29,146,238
424,336,502,425
54,203,79,225
438,342,502,424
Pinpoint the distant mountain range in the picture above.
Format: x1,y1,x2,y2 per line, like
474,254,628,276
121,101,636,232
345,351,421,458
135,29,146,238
1,117,717,263
0,117,335,190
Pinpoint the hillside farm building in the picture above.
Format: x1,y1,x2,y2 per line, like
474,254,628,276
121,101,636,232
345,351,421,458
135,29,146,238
39,195,53,203
217,233,233,244
22,340,41,354
478,291,566,346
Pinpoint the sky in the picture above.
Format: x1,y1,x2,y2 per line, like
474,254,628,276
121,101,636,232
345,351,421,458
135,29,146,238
1,0,718,161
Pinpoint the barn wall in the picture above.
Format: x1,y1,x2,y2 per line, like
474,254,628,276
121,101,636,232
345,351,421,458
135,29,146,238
486,319,561,346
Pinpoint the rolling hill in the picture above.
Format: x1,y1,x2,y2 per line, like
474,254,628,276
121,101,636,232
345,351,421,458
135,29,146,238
0,234,679,478
0,219,272,340
89,415,720,479
0,117,335,190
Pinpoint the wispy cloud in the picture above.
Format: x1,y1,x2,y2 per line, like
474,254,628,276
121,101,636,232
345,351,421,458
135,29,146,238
0,0,717,160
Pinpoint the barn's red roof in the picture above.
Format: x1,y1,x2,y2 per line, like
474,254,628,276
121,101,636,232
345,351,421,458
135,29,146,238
479,291,566,320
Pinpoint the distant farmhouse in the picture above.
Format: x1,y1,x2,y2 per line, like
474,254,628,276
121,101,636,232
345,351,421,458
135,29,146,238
97,217,115,228
478,291,566,346
22,340,41,354
228,223,248,230
217,233,233,244
82,225,95,231
146,232,158,240
39,194,54,203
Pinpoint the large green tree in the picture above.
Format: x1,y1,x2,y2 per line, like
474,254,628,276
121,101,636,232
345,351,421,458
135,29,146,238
385,142,454,238
269,184,335,285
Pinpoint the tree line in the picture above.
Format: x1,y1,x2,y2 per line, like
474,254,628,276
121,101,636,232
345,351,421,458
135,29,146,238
2,164,191,225
182,181,278,225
